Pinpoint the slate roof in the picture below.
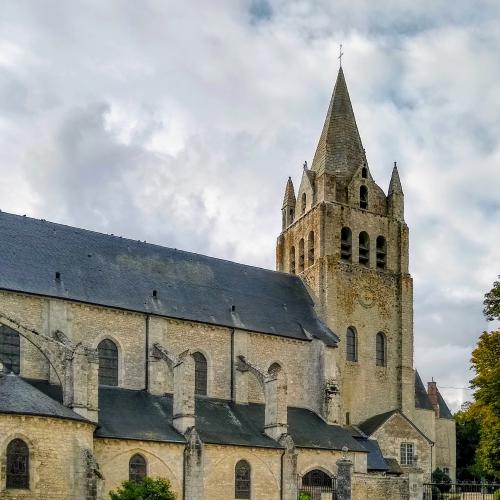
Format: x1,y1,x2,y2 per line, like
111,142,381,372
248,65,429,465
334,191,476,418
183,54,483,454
415,370,433,411
0,373,89,423
23,379,365,452
0,211,337,346
357,410,397,436
437,391,453,419
354,437,388,471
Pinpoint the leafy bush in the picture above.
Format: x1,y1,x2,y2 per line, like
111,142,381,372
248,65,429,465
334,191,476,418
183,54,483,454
493,488,500,500
432,468,452,493
109,477,176,500
299,493,312,500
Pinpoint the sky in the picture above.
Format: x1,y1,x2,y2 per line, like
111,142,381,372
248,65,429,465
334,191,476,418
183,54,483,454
1,0,499,412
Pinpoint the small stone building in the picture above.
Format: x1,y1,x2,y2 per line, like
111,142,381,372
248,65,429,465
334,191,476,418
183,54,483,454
0,67,455,500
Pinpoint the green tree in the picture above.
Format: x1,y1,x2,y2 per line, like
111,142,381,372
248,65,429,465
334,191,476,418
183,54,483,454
110,477,176,500
455,405,483,480
483,276,500,321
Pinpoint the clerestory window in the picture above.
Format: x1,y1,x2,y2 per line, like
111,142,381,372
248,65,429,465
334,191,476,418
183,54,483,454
97,339,118,386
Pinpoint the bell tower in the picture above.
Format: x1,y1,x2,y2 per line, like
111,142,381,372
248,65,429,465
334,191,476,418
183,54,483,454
276,67,415,424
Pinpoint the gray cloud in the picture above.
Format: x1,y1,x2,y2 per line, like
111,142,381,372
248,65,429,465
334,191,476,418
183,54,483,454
1,0,499,411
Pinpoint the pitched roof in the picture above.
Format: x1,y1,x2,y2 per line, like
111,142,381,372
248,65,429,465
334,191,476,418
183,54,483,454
311,67,365,182
0,373,89,423
354,437,388,471
24,380,366,452
358,409,433,444
0,211,337,346
415,370,434,411
437,391,453,419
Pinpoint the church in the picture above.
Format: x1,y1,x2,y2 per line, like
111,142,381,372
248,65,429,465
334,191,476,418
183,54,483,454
0,67,455,500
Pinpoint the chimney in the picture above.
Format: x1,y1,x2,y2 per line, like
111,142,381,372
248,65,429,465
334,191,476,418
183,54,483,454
427,380,440,418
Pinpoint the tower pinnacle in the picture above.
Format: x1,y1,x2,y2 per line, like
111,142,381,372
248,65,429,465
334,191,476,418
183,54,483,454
388,162,403,195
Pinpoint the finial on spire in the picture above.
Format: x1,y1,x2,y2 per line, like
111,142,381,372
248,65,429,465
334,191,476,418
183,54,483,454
394,161,397,168
303,161,308,171
338,43,344,67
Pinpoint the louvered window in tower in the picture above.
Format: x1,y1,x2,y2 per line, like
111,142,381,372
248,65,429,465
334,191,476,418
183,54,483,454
6,439,29,489
376,236,386,269
376,332,386,367
298,239,305,272
301,193,306,214
235,460,251,499
193,352,208,396
308,231,315,266
97,339,118,386
360,185,368,209
289,246,296,274
0,325,20,374
359,232,370,266
340,227,352,262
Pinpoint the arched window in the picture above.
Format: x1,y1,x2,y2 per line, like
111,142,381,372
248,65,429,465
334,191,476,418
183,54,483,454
298,238,305,272
361,167,368,179
289,246,296,274
308,231,315,266
360,185,368,209
340,227,352,262
193,352,208,396
6,439,29,489
235,460,251,499
301,193,306,214
268,362,281,377
302,469,333,487
376,236,386,269
346,327,357,362
0,325,20,374
359,232,370,266
129,454,147,482
376,332,386,367
97,339,118,386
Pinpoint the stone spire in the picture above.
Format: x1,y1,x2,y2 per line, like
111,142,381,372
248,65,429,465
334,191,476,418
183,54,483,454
388,163,403,195
311,67,365,182
281,177,296,230
282,177,296,208
388,162,404,221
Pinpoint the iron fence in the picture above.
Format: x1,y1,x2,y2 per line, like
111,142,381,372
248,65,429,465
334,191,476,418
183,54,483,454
298,477,337,500
423,482,500,499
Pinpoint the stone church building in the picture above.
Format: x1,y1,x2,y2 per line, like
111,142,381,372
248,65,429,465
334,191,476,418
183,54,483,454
0,67,455,499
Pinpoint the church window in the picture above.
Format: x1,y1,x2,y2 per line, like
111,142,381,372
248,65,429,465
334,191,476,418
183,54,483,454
345,412,350,425
301,193,306,214
6,439,29,489
298,238,305,272
400,443,415,466
302,469,332,487
308,231,315,266
361,167,368,179
129,454,147,482
0,325,20,374
359,232,370,266
193,351,208,396
376,332,386,367
360,185,368,209
346,327,357,362
290,246,296,274
235,460,251,499
340,227,352,262
376,236,386,269
97,339,118,386
268,362,281,376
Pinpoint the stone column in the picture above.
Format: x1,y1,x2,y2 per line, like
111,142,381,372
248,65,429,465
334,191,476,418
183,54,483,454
173,352,195,434
279,435,298,500
336,458,353,500
264,370,288,440
183,428,204,500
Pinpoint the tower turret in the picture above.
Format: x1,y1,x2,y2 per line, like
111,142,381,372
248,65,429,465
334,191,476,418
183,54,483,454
281,177,296,230
388,162,404,221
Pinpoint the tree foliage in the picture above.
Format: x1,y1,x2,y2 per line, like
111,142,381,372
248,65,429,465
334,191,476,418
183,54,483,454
455,405,483,480
110,477,176,500
483,275,500,322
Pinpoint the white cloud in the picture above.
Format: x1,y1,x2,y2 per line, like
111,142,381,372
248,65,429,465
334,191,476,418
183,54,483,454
0,0,499,412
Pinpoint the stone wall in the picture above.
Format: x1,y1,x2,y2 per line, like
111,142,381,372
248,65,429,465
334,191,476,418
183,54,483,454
0,414,95,500
94,438,184,499
352,473,409,500
435,418,456,481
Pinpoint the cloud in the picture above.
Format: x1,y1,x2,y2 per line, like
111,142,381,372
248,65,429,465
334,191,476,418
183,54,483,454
1,0,499,412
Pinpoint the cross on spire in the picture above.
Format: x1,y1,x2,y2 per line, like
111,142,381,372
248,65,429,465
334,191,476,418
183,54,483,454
338,43,344,67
